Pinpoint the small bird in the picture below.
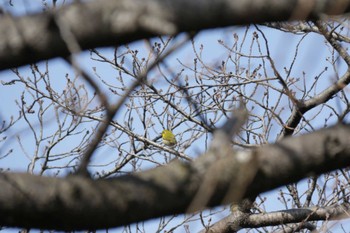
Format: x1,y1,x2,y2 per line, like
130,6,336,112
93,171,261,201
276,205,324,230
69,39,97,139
161,129,177,147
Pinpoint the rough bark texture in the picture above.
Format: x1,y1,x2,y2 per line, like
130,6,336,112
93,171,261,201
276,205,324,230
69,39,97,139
1,124,350,230
204,203,350,232
0,0,350,70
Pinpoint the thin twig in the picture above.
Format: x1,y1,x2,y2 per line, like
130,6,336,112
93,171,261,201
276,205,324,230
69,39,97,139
75,35,192,176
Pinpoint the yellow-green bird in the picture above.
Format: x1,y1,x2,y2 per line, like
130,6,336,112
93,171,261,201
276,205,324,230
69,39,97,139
161,129,177,147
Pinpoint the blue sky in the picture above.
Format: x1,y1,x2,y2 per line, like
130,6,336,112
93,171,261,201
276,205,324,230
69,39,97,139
1,1,350,232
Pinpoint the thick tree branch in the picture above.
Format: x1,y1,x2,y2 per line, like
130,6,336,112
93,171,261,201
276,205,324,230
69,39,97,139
1,0,350,70
1,124,350,230
205,203,350,232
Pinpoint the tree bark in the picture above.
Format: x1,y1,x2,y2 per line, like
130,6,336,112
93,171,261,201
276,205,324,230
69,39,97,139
1,0,350,70
1,124,350,230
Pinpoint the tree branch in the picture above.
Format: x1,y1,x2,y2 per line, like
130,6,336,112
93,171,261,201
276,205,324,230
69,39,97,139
1,123,350,230
280,21,350,138
204,203,350,232
1,0,350,70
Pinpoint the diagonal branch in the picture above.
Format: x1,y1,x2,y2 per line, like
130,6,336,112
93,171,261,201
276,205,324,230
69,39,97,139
280,21,350,138
1,0,350,70
1,123,350,230
75,35,191,176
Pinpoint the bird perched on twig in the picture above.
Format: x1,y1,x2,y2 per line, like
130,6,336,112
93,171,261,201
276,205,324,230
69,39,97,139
161,129,177,147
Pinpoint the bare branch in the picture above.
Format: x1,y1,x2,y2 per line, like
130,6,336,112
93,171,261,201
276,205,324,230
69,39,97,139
1,0,350,70
1,123,350,230
205,203,350,232
280,21,350,138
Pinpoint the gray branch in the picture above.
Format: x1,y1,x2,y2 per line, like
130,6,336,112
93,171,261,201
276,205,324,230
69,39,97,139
1,0,350,70
1,124,350,230
204,203,350,232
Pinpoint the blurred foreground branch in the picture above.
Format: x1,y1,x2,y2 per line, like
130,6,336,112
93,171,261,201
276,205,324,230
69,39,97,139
1,0,350,70
1,122,350,230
